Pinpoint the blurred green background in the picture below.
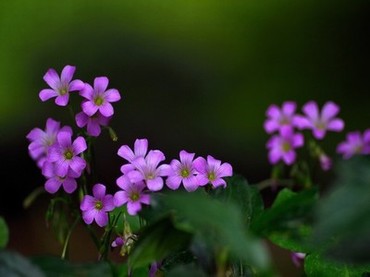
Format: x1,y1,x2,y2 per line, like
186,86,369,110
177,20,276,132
0,0,369,275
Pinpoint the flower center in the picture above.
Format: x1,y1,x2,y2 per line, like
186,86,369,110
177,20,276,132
59,86,68,95
94,96,104,106
353,144,363,154
95,200,103,210
64,150,73,160
130,192,140,201
315,121,326,130
281,142,291,153
146,172,155,180
207,171,216,181
279,116,290,125
180,168,189,178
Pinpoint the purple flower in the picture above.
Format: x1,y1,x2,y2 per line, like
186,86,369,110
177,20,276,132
42,162,79,194
111,236,125,248
149,261,162,277
117,138,148,163
296,101,344,139
337,130,370,159
266,128,304,165
39,65,85,106
26,118,61,168
165,150,200,192
75,111,111,137
319,153,332,171
48,129,87,177
127,150,169,191
80,184,115,227
114,176,150,215
80,77,121,117
193,155,233,188
291,252,306,267
264,101,301,134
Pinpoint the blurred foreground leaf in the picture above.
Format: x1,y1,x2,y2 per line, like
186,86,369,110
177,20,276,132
0,251,44,277
0,217,9,249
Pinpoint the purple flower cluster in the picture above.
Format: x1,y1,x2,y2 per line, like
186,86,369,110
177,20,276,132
27,119,87,194
264,101,344,166
114,138,233,215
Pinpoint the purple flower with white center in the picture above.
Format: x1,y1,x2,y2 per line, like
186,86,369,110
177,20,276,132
337,130,370,159
114,176,150,215
75,111,111,137
39,65,85,106
127,150,169,191
111,236,125,248
165,150,199,192
42,162,79,194
48,129,87,177
80,77,121,117
291,252,306,267
26,118,61,168
266,128,304,165
117,138,148,163
193,155,233,188
80,184,115,227
296,101,344,139
319,153,332,171
264,101,301,134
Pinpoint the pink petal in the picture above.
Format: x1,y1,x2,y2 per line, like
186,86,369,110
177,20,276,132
264,119,279,134
166,175,182,190
116,175,132,190
55,160,69,177
268,149,281,164
193,157,207,174
312,129,326,140
179,150,195,165
93,184,106,199
79,83,94,99
95,211,109,227
182,176,199,192
146,150,165,168
327,119,344,132
94,76,109,93
82,209,97,225
62,178,77,193
207,155,221,171
282,101,296,116
82,100,99,116
55,94,69,106
26,128,44,141
266,105,280,118
114,191,129,207
117,145,135,162
321,101,340,121
80,195,96,211
75,112,88,128
72,137,87,154
134,138,148,158
69,156,86,175
39,89,58,102
127,201,142,215
46,118,61,134
211,178,226,188
102,195,115,211
60,65,76,83
147,177,163,191
43,68,60,90
69,79,85,91
99,102,114,117
282,151,296,165
104,89,121,102
140,194,150,205
57,131,72,148
45,178,61,194
196,175,209,186
87,120,101,137
302,101,319,120
217,163,233,177
292,116,311,129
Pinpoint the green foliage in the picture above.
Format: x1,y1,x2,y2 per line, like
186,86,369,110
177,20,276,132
311,157,370,264
0,251,44,277
304,253,370,277
0,217,9,249
253,188,317,253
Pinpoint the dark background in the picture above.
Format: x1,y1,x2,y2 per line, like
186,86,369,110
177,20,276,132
1,0,369,275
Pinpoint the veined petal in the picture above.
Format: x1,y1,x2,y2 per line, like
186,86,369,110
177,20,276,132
57,131,72,148
302,101,319,120
117,145,135,162
127,201,142,215
158,164,173,176
120,164,135,174
104,89,121,102
95,212,109,227
82,100,99,116
99,102,114,117
60,65,76,83
116,175,132,190
193,157,207,174
45,178,61,194
79,83,94,99
93,184,106,199
72,137,87,154
207,155,221,171
127,170,144,183
114,191,129,207
321,101,340,121
80,195,96,211
55,94,69,106
69,156,86,175
147,177,163,191
183,176,199,192
69,79,85,91
140,194,150,205
166,175,182,190
26,128,44,141
217,163,233,177
196,175,209,186
39,89,58,102
134,138,148,158
94,76,109,93
146,150,165,168
55,159,69,177
43,68,60,90
87,120,101,137
75,112,88,128
46,118,61,134
82,209,97,225
211,178,226,188
42,162,55,178
102,195,115,211
179,150,195,165
62,178,77,193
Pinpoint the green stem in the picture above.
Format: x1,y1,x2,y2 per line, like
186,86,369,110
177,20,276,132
61,216,80,260
256,178,294,191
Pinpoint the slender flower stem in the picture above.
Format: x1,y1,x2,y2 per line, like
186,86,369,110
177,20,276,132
61,216,80,260
256,179,294,191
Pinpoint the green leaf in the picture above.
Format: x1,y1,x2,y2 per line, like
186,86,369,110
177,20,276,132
162,191,271,271
110,206,141,234
0,251,44,277
312,157,370,263
166,264,207,277
210,175,264,228
31,256,112,277
304,253,370,277
128,217,192,270
0,217,9,249
253,188,317,253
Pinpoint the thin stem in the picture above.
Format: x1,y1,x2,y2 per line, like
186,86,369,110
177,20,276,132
86,224,100,250
61,216,80,260
256,178,294,191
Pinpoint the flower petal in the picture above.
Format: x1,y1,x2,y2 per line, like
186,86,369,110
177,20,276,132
62,178,77,193
127,201,142,215
87,120,101,137
43,68,60,90
79,83,94,99
147,177,163,191
134,138,148,158
99,102,114,117
80,195,96,211
217,162,233,177
282,101,296,116
75,112,88,128
94,76,109,92
82,100,99,116
166,175,182,190
327,119,344,132
95,211,108,227
69,79,85,91
321,101,340,121
39,89,58,102
302,101,319,120
114,191,129,207
182,176,199,192
72,137,87,154
82,209,97,225
146,150,165,168
57,131,72,148
55,94,69,106
60,65,76,83
45,178,61,194
117,145,135,162
104,89,121,102
93,184,106,199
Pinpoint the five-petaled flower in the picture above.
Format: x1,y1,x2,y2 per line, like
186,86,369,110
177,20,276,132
193,155,233,188
165,150,200,192
114,176,150,215
264,101,301,134
42,161,79,194
80,184,115,227
266,128,304,165
296,101,344,139
337,130,370,159
48,129,87,177
39,65,85,106
80,76,121,117
75,111,111,137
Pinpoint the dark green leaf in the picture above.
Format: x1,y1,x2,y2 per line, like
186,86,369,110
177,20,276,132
0,251,44,277
166,264,207,277
128,217,192,270
31,256,112,277
0,217,9,249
